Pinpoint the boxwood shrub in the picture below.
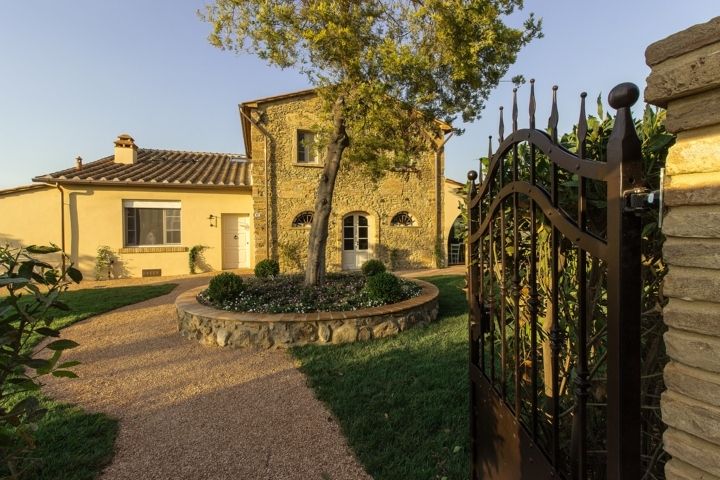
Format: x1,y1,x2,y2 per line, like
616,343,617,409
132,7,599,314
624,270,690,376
254,259,280,278
207,272,244,303
363,271,402,303
361,259,386,277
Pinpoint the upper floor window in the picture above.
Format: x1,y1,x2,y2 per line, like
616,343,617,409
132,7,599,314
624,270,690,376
296,130,320,164
292,211,314,228
124,200,181,246
390,211,416,227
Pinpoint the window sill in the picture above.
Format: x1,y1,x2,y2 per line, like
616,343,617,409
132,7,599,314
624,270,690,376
119,246,188,254
292,162,324,168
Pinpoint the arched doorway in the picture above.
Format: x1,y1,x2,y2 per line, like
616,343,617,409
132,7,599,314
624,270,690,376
447,215,465,265
342,213,370,270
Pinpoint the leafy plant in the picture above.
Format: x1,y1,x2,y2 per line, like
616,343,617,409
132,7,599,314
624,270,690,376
0,244,82,478
93,246,114,281
203,0,542,286
361,259,386,277
279,241,305,272
254,259,280,279
363,272,403,304
188,245,208,274
206,272,244,304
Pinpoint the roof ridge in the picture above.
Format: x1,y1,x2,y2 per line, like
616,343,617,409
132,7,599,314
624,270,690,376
139,147,245,157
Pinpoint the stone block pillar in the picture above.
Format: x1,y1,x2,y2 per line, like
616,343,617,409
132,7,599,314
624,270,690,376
645,16,720,480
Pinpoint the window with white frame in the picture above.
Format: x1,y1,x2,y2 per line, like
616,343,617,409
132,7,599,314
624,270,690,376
292,211,314,228
390,211,416,227
123,200,181,246
296,130,319,164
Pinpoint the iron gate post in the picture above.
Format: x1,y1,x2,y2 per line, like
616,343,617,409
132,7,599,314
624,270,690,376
467,170,479,479
605,83,643,479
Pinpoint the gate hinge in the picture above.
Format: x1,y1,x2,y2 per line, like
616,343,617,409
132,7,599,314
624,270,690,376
624,188,658,212
623,168,665,226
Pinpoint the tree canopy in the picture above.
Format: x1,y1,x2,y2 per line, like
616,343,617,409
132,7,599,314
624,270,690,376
203,0,542,283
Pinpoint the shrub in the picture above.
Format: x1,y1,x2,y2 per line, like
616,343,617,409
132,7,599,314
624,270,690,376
189,245,208,274
206,272,244,303
361,259,386,277
0,244,82,472
94,245,115,280
254,259,280,278
364,271,402,303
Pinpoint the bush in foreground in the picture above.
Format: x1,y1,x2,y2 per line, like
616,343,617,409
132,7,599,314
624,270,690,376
206,272,244,303
363,271,403,304
254,259,280,278
361,259,386,277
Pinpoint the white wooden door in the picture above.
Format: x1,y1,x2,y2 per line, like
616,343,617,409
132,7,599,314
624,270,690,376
341,214,370,270
222,214,250,269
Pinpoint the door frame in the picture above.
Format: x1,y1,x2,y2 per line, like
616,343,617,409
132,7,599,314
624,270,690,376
221,213,251,269
340,211,373,270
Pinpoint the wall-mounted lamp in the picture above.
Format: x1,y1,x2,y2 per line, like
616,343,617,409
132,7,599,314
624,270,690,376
208,214,218,227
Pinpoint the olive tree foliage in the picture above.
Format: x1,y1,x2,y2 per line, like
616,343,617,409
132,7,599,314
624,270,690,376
0,245,81,478
203,0,542,285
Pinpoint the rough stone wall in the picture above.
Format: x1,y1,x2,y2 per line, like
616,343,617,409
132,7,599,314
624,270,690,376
247,93,443,271
645,16,720,479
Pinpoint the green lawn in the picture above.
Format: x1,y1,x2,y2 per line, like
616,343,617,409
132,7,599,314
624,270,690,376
9,282,177,480
292,275,469,480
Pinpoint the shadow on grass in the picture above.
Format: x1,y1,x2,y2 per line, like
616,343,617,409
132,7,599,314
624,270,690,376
292,275,470,480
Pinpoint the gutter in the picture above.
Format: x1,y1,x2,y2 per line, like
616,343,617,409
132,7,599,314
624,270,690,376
37,182,66,270
238,106,272,260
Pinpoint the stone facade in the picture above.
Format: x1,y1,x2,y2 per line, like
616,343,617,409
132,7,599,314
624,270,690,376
645,16,720,480
242,91,449,272
175,279,439,349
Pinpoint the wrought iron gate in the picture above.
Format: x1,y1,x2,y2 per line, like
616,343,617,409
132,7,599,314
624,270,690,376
466,82,647,479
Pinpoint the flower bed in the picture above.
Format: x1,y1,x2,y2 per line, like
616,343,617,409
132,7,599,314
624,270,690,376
197,272,422,313
176,276,439,349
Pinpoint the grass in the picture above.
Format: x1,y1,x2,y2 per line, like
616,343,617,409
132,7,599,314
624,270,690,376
291,275,469,480
7,282,177,480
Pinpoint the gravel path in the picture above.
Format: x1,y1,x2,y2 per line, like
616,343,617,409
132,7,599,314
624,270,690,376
43,277,372,480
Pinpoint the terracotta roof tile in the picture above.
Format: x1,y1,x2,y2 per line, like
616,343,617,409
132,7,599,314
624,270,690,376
33,149,251,188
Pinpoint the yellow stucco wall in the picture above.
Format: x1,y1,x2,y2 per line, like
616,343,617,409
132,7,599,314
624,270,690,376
0,184,254,278
443,178,464,254
248,94,448,271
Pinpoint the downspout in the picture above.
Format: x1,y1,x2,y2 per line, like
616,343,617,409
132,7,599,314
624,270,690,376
39,182,66,270
239,107,271,260
435,132,453,267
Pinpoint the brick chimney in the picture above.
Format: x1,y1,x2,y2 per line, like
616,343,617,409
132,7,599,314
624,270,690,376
114,133,137,164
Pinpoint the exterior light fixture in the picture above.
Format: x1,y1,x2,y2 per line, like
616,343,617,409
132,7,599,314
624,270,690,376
208,214,218,227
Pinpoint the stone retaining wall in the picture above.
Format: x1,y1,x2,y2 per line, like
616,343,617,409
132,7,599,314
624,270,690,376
176,279,439,349
645,16,720,480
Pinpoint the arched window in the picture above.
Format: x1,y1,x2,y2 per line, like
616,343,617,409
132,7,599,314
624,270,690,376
292,211,314,228
390,211,416,227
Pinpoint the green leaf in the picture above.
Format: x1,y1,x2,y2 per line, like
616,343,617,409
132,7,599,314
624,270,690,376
51,370,78,379
50,300,71,311
35,327,61,337
26,245,61,254
58,360,81,369
66,266,83,283
0,277,29,287
45,339,79,351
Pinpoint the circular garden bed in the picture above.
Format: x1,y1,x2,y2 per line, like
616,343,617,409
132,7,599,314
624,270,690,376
176,272,439,349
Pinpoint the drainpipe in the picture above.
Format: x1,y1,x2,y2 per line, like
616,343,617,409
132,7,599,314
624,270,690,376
39,182,66,270
239,107,271,260
435,132,453,267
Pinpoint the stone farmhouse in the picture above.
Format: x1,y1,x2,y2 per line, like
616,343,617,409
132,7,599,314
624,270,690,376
0,89,464,278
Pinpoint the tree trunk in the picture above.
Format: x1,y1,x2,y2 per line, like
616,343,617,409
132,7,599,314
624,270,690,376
304,97,349,286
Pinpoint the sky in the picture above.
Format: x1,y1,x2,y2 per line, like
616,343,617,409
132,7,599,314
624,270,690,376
0,1,718,189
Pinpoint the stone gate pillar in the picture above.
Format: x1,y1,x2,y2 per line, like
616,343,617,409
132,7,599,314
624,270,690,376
645,17,720,480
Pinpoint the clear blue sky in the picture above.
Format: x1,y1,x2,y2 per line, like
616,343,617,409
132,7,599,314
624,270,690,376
0,1,717,188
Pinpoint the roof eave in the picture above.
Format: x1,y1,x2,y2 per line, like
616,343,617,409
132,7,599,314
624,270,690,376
30,178,253,191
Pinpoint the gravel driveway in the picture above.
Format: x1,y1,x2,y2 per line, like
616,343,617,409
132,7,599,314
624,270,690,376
43,277,372,480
